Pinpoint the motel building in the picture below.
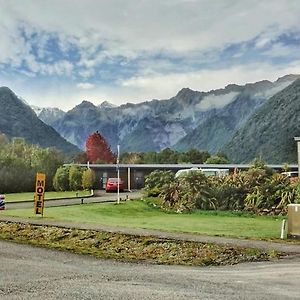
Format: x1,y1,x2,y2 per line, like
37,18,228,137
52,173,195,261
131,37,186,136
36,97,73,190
67,162,298,191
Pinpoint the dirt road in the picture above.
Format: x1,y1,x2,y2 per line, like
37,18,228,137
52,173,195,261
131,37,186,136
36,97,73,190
1,239,300,300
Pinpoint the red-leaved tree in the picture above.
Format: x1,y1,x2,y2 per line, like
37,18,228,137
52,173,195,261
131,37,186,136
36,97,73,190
85,131,116,163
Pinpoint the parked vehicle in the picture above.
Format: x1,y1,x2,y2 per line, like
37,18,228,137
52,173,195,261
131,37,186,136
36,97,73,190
281,171,298,178
105,178,125,192
175,168,229,178
0,194,5,210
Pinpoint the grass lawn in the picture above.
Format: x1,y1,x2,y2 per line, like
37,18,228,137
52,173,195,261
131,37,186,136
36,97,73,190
1,198,286,239
4,190,91,202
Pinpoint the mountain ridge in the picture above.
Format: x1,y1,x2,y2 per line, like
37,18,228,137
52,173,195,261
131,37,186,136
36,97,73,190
0,87,80,156
42,75,299,155
223,78,300,163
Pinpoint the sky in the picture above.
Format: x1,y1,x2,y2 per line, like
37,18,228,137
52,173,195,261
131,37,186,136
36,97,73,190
1,0,300,111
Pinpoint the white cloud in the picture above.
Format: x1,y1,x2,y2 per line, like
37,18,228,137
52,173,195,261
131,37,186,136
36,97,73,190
76,82,95,89
120,61,300,102
262,42,300,58
197,92,239,111
3,59,300,112
1,0,300,110
1,0,300,61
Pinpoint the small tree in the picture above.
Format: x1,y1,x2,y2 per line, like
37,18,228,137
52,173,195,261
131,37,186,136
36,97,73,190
53,166,70,191
85,131,116,163
205,152,229,164
69,165,83,191
183,149,210,164
82,168,96,190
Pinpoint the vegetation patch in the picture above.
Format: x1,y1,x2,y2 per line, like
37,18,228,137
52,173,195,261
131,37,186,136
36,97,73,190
0,221,282,266
144,160,300,215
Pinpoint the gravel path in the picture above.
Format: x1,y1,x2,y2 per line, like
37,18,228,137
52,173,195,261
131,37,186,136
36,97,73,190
1,239,300,300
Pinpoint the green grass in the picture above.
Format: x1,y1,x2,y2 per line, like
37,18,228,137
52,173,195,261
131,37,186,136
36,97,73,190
4,190,91,202
1,198,286,239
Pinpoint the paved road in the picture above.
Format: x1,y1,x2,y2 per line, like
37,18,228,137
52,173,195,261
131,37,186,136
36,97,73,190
1,240,300,300
5,190,142,209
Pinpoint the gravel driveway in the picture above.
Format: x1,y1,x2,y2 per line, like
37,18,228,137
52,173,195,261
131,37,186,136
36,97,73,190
1,240,300,300
2,191,300,299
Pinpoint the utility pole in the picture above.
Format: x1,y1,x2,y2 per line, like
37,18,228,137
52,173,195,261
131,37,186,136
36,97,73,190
117,144,120,204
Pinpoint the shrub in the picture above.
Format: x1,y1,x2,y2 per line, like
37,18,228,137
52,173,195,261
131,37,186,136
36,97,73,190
144,170,175,196
82,168,96,190
69,165,83,191
209,174,247,211
244,173,298,214
53,166,70,191
148,159,300,215
160,171,215,212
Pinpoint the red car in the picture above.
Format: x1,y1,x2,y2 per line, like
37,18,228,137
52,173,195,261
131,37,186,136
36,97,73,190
105,178,125,192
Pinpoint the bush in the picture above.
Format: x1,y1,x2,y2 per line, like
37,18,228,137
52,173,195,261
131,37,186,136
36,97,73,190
69,165,83,190
209,174,247,211
144,170,175,196
82,168,96,190
160,171,215,212
53,166,70,191
158,160,300,215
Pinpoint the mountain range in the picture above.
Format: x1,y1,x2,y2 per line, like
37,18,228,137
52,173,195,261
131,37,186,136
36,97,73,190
1,74,300,163
36,74,299,162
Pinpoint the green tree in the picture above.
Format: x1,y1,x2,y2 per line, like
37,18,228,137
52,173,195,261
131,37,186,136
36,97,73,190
31,147,63,190
182,149,210,164
120,152,142,164
53,166,70,191
69,165,83,191
82,168,96,190
140,151,158,163
157,148,179,164
0,139,63,193
205,151,229,164
205,155,229,164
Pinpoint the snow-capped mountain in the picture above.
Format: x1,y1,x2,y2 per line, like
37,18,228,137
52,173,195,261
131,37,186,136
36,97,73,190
32,106,66,127
98,101,117,110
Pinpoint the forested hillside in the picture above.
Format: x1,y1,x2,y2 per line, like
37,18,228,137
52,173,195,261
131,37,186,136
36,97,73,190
223,79,300,163
0,87,80,156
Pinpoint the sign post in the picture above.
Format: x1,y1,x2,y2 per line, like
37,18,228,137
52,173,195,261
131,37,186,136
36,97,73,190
34,173,46,216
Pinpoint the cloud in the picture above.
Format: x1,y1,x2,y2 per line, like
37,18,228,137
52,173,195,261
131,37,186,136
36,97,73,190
120,61,300,101
197,92,239,111
76,82,95,89
2,1,300,62
1,0,300,109
5,59,300,112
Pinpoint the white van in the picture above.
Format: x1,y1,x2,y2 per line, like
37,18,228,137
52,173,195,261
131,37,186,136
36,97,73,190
281,171,298,178
175,168,229,178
